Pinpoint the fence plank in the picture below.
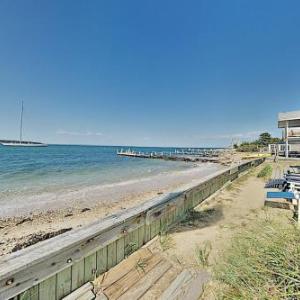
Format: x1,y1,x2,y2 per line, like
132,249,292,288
144,224,151,244
138,225,145,248
124,231,136,257
84,253,97,282
39,275,56,300
96,246,108,276
71,259,84,291
150,221,156,239
116,237,125,264
56,267,72,299
132,228,139,250
19,285,38,300
107,241,117,269
160,214,168,234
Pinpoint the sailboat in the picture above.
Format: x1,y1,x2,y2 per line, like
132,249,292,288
0,101,48,147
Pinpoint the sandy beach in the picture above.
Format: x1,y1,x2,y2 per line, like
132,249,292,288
0,162,224,256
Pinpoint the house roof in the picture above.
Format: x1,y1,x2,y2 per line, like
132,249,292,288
278,110,300,128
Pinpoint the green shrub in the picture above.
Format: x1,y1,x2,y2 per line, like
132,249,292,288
236,143,260,152
235,132,282,152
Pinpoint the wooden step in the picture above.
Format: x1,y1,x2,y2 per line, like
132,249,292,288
62,282,95,300
96,248,153,290
140,265,179,299
118,260,172,300
160,270,193,300
103,254,163,299
160,270,210,300
183,271,210,300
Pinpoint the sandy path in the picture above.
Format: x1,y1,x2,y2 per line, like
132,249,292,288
0,163,223,256
162,164,268,268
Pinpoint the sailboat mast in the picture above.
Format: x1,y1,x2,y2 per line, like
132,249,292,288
20,101,23,142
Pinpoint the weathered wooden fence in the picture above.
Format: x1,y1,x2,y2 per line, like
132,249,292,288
0,158,264,300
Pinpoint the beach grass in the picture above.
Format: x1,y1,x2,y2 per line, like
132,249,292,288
195,241,211,268
125,242,138,257
159,232,174,251
214,217,300,299
257,164,273,180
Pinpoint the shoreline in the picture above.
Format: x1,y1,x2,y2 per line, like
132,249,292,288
0,162,221,218
0,162,224,256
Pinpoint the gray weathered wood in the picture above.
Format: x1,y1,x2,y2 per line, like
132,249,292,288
57,267,72,299
144,224,151,244
150,220,159,239
138,225,145,248
19,285,38,300
107,241,117,269
160,270,193,300
132,229,139,251
118,260,172,300
0,215,144,299
160,213,168,234
116,237,125,264
38,275,56,300
71,259,85,291
77,290,95,300
145,196,183,225
96,247,107,276
184,271,211,300
95,292,108,300
84,253,97,282
124,229,139,257
62,282,94,300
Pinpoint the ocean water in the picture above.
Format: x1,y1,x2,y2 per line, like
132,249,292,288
0,145,195,201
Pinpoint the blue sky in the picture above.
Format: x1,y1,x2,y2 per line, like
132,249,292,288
0,0,300,147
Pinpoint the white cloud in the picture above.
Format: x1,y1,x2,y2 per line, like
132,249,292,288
56,130,103,136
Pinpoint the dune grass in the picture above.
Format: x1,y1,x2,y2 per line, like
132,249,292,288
195,241,212,268
214,217,300,299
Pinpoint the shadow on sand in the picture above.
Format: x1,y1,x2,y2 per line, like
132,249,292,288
169,206,224,234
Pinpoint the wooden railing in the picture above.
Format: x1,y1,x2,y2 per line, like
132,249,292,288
0,158,265,300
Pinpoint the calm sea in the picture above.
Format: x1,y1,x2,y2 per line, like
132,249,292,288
0,145,198,200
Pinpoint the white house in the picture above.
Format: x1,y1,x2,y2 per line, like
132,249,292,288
271,110,300,157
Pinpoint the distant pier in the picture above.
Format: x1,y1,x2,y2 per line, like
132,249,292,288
117,148,225,163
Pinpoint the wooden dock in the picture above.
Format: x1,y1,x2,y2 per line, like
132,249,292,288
117,149,223,163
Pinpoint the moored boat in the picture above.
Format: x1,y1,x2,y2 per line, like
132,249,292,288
0,140,48,147
1,101,48,147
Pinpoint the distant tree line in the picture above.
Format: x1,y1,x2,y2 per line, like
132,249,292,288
234,132,282,152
